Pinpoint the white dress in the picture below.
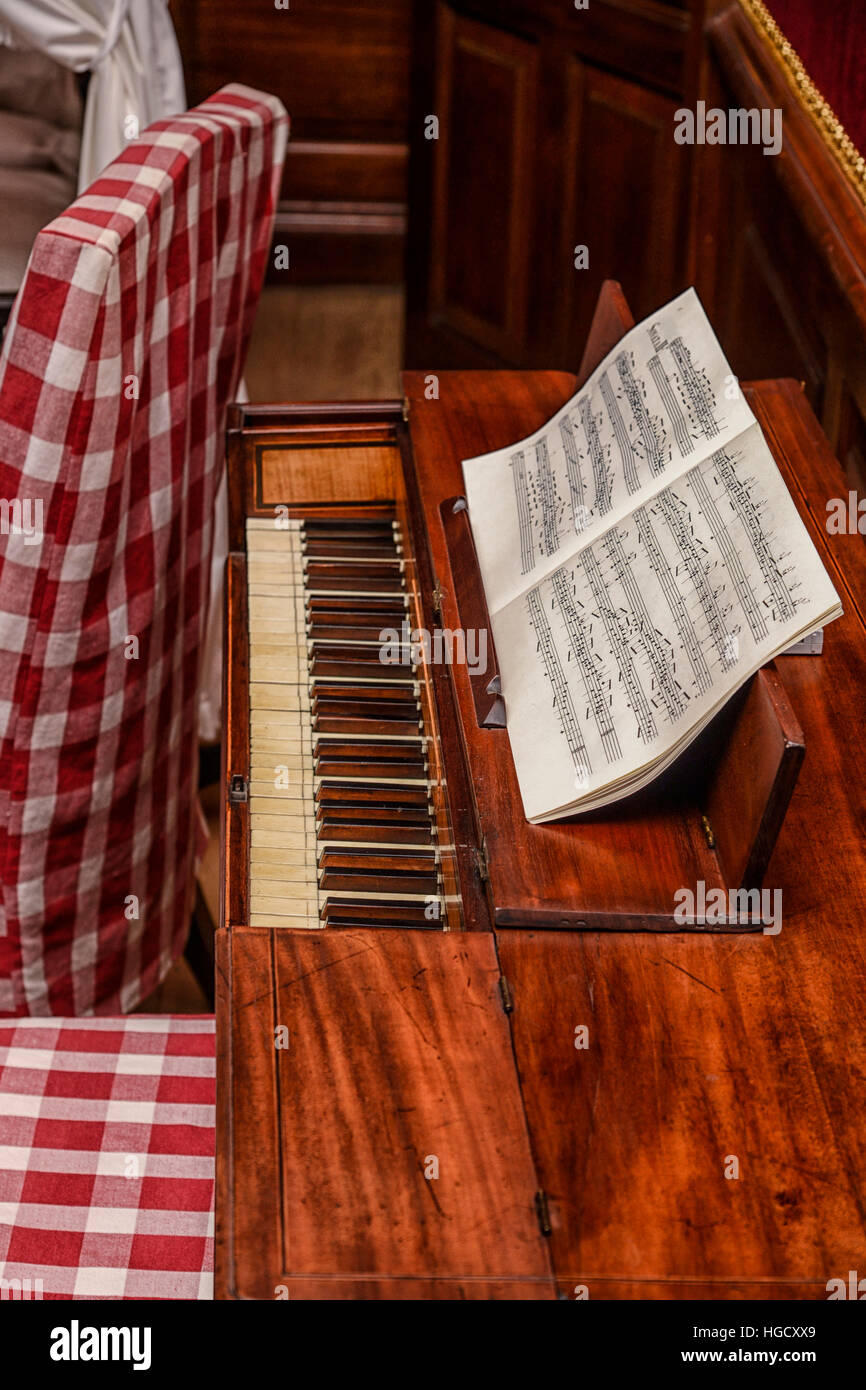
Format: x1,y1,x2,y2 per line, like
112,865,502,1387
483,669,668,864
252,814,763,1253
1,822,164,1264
0,0,187,192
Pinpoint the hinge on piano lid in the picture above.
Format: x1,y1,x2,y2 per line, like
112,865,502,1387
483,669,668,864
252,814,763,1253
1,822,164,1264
402,394,410,422
473,837,490,883
535,1189,552,1237
431,578,444,620
228,774,248,804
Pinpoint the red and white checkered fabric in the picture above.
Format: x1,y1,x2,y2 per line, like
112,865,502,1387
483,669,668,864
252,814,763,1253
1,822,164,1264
0,1015,215,1299
0,85,287,1015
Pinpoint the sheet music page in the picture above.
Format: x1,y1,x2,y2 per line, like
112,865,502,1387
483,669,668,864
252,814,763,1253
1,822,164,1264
480,430,842,822
463,288,756,615
461,287,843,821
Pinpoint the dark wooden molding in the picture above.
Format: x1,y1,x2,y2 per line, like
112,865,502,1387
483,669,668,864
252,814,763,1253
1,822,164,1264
222,553,250,931
708,2,866,341
267,203,406,286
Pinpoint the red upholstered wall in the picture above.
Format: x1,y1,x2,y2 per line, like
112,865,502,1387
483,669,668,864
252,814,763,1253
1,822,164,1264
766,0,866,156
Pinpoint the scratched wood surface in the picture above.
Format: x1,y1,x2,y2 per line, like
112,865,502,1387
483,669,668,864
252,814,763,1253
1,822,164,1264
218,347,866,1297
490,376,866,1297
216,926,554,1299
498,920,866,1298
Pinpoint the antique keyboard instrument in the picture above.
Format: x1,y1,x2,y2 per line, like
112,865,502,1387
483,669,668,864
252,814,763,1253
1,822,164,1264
221,292,803,945
216,286,866,1300
222,400,467,940
245,512,457,931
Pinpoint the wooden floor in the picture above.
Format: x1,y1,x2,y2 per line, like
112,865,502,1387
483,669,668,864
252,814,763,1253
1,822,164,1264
142,285,404,1013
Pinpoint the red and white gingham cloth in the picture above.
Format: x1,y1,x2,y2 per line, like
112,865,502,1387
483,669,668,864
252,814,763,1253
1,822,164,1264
0,85,287,1015
0,1014,215,1299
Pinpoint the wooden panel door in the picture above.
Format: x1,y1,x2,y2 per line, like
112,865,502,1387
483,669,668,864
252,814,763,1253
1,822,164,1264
427,6,538,363
558,59,689,369
404,0,697,368
216,926,555,1298
690,117,827,408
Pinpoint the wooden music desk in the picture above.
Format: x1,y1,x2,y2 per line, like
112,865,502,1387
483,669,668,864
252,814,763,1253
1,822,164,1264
216,354,866,1299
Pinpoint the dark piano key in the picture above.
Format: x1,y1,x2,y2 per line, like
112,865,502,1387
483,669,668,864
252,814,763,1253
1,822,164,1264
310,649,415,680
306,595,407,615
315,757,426,781
312,698,420,725
302,519,397,537
319,899,443,929
319,847,437,872
314,738,426,763
305,560,403,584
305,577,405,595
303,540,401,559
312,713,422,737
318,850,440,896
307,621,404,642
316,812,434,847
315,781,430,809
313,682,417,704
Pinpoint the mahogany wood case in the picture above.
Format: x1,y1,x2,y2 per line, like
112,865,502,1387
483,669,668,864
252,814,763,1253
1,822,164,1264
216,286,866,1300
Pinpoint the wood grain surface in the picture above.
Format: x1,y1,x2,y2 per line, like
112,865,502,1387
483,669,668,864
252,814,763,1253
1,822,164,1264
219,360,865,1299
217,926,555,1299
490,379,866,1294
402,365,815,928
498,919,866,1297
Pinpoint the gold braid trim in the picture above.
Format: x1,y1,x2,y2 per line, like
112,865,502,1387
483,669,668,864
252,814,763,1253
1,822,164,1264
738,0,866,206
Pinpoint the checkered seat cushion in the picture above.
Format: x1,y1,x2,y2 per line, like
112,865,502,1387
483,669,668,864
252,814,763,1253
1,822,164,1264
0,1015,214,1299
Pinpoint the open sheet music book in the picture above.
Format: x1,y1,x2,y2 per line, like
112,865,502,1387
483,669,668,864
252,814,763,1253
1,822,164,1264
462,289,843,823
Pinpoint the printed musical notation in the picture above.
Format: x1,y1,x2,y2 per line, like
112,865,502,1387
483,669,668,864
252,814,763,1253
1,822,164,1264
525,448,804,767
599,371,639,495
559,416,587,531
526,587,589,773
668,335,721,442
463,288,842,821
615,349,666,480
634,503,713,697
550,568,621,765
466,290,753,614
510,450,534,575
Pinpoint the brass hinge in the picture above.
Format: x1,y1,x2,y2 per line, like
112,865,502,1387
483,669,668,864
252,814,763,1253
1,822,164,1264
473,837,489,883
431,579,444,619
498,976,514,1014
229,774,249,804
535,1189,552,1236
700,813,715,849
402,394,410,422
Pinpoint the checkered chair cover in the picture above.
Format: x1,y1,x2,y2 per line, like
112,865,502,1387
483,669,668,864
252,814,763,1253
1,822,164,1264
0,1015,215,1299
0,85,288,1016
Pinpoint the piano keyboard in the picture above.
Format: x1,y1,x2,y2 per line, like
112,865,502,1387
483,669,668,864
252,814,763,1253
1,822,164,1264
247,513,454,930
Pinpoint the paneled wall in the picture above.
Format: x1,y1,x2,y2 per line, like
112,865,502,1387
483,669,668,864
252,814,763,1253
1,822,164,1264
171,0,411,281
404,0,866,491
694,2,866,493
405,0,704,369
170,0,866,489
